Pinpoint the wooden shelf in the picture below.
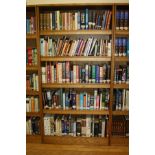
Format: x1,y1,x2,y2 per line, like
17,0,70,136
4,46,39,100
26,112,41,116
26,65,38,71
112,111,129,116
113,84,129,89
26,135,41,143
43,136,108,146
115,30,129,36
43,109,109,115
40,30,112,35
42,83,110,89
115,57,129,62
41,56,111,62
26,34,36,39
26,90,39,95
111,137,129,146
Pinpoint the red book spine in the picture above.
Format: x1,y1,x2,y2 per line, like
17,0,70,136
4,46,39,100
28,48,32,66
96,95,100,110
56,62,59,83
66,61,70,83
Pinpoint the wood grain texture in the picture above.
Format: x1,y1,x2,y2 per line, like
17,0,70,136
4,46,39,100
113,84,129,89
111,137,129,146
26,112,41,116
41,56,111,62
26,90,39,95
114,57,129,62
112,110,129,115
115,30,129,36
26,143,129,155
43,109,109,115
26,135,42,143
26,65,38,71
40,30,112,35
43,136,109,145
26,34,36,39
42,83,111,88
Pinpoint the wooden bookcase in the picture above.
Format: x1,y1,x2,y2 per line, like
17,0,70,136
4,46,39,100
26,3,129,146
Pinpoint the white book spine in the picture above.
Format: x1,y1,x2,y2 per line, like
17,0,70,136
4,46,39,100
73,65,76,83
34,97,39,112
42,67,46,83
101,120,106,137
35,75,39,91
126,90,129,110
50,13,52,30
63,92,65,110
107,40,112,56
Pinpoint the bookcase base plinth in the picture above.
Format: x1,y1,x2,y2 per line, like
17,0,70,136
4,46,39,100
111,137,129,146
26,135,42,143
43,136,109,146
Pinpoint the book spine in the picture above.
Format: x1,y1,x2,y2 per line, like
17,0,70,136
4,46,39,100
85,9,88,30
120,10,124,30
116,11,120,30
80,93,83,110
124,10,129,30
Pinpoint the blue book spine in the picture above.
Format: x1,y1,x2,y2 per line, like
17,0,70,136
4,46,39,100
80,93,84,110
115,38,119,56
85,9,88,30
92,65,96,83
116,11,120,29
65,92,69,109
102,14,105,29
77,11,81,30
118,38,123,56
124,10,129,30
120,10,124,30
122,38,127,56
71,92,76,109
104,11,107,29
118,90,122,110
52,11,55,30
127,38,129,56
26,19,29,33
70,71,73,83
95,65,99,83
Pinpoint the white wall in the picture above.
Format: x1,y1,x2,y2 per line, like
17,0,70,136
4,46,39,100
26,0,129,5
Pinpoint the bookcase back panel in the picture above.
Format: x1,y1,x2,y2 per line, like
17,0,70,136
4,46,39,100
26,39,36,48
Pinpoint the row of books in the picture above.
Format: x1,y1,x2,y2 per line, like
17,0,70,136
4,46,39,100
44,114,109,137
26,48,37,66
26,16,36,34
113,89,129,111
26,117,40,135
112,116,129,136
41,62,111,84
26,73,39,91
114,65,129,84
115,37,129,57
40,9,112,31
26,96,39,112
40,36,112,57
42,89,110,110
116,10,129,30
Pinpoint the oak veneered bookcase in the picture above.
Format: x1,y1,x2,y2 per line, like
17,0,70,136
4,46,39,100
26,3,129,146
